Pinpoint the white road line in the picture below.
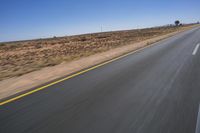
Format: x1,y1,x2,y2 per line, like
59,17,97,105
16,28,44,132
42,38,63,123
193,43,200,55
196,105,200,133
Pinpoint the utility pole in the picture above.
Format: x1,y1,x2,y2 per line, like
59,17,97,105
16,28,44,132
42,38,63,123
101,26,103,32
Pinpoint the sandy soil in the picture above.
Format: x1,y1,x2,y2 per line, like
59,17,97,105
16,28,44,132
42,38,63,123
0,25,197,100
0,26,188,81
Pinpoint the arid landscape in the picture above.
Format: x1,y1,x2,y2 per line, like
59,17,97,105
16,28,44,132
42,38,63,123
2,0,200,132
0,25,194,81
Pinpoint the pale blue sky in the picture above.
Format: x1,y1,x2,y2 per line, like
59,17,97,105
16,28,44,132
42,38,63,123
0,0,199,42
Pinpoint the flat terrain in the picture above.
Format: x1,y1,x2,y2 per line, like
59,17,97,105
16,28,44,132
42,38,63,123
0,25,191,80
1,27,200,133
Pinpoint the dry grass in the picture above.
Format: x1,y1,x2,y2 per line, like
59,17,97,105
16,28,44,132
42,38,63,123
0,25,193,80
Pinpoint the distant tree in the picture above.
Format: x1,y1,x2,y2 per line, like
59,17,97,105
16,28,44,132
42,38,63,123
175,20,180,26
197,21,200,24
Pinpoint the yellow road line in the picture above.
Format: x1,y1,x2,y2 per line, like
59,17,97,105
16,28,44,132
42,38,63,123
0,44,153,106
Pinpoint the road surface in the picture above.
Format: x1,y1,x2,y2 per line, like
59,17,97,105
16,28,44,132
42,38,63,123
1,27,200,133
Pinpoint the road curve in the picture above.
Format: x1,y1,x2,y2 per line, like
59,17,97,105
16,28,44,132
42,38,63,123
1,27,200,133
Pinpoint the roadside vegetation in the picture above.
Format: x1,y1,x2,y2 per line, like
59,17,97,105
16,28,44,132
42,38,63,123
0,24,196,80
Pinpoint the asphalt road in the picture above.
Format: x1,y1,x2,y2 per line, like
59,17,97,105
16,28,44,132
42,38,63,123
1,27,200,133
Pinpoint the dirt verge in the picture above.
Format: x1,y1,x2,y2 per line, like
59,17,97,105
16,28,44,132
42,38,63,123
0,25,198,100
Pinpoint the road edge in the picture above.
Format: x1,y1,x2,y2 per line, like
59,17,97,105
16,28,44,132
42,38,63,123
0,25,199,106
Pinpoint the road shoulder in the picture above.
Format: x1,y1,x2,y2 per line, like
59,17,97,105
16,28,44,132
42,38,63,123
0,26,198,101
